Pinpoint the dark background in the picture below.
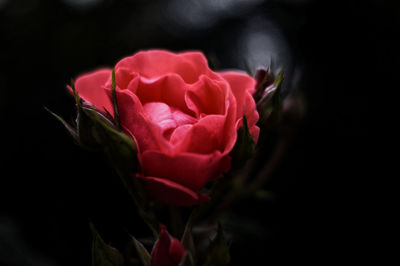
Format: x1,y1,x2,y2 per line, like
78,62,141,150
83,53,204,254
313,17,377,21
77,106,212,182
0,0,394,265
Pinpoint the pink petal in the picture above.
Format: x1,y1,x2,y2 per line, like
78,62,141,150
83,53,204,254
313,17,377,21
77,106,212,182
169,125,193,146
115,50,217,84
143,102,177,134
221,91,239,153
134,73,193,115
185,75,228,116
177,114,226,154
143,102,197,140
110,89,171,153
219,71,257,120
139,176,210,206
220,71,260,144
141,150,230,191
71,68,113,115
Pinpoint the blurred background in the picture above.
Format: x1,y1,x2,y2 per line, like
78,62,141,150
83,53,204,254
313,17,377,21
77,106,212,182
0,0,394,265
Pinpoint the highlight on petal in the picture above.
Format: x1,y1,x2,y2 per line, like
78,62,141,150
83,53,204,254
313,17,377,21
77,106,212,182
141,150,230,191
143,102,197,140
139,176,210,206
70,68,113,115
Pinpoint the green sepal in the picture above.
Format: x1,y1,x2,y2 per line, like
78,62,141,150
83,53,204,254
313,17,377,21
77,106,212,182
69,79,139,173
81,107,140,174
111,68,121,129
230,114,256,169
257,71,283,129
130,235,151,266
202,222,230,266
180,210,197,263
45,107,78,141
90,223,124,266
70,79,106,149
179,251,195,266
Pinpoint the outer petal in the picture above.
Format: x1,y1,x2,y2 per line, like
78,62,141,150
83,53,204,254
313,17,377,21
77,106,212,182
219,71,257,120
72,68,113,115
139,176,210,206
220,71,260,143
141,150,230,191
115,50,219,84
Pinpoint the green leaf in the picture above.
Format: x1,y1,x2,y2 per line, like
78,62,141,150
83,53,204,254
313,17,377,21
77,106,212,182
90,223,124,266
230,114,256,169
131,235,151,266
202,222,230,266
44,106,78,141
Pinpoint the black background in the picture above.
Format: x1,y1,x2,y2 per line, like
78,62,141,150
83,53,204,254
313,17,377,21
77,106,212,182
0,0,394,265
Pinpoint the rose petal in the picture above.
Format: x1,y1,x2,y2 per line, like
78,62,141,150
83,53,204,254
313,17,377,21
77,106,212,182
133,73,192,114
110,89,171,153
143,102,197,140
220,71,257,120
139,176,210,206
177,115,226,154
115,50,217,84
169,124,193,146
141,150,230,191
71,68,112,115
220,71,259,143
221,91,239,153
143,102,177,134
185,75,228,116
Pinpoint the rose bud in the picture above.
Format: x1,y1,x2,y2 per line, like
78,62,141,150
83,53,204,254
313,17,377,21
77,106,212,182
70,50,260,205
253,67,274,103
151,225,186,266
254,67,284,128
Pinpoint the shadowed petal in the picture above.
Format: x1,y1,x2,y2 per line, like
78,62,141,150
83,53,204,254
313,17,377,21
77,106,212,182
141,150,230,191
139,176,210,206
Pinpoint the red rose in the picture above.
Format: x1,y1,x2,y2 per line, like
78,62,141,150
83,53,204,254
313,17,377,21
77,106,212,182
72,50,259,205
151,225,186,266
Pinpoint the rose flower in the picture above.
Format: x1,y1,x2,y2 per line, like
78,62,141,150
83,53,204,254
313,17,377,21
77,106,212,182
72,50,259,205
